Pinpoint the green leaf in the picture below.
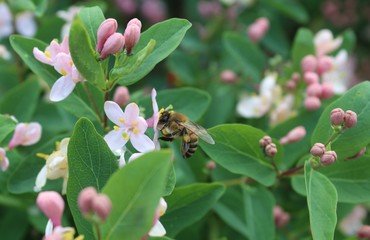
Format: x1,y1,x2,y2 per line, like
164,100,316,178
137,87,211,122
291,28,315,71
312,82,370,159
69,16,105,89
67,118,118,240
161,183,225,237
163,165,176,196
110,39,156,86
0,78,40,121
243,186,275,240
101,151,172,240
223,32,266,82
305,162,337,240
339,29,356,53
262,0,309,23
0,114,16,143
200,124,277,186
292,155,370,203
111,18,191,86
10,35,59,86
79,6,105,47
0,208,28,240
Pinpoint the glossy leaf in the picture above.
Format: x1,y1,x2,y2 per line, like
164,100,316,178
200,124,277,186
305,162,337,240
223,32,266,82
291,28,315,71
311,82,370,159
79,6,105,47
161,183,225,237
67,118,118,240
137,87,211,122
0,114,17,143
111,18,191,86
0,78,40,122
69,16,105,89
101,151,172,240
262,0,309,23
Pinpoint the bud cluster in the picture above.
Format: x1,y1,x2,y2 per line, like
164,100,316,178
260,136,277,157
78,187,112,222
273,206,290,229
310,142,337,166
96,17,142,59
330,108,357,129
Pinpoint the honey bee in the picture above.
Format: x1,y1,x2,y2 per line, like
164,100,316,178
157,107,215,158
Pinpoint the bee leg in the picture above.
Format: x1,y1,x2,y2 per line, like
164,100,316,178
181,128,191,158
159,137,175,142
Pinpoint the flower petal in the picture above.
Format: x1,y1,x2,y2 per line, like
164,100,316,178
53,53,72,75
34,166,47,192
15,12,37,37
149,220,166,237
124,103,140,124
237,95,270,118
104,129,128,151
104,101,126,127
49,76,76,102
130,133,155,152
33,47,53,65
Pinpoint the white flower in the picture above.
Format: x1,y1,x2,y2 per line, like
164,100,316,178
34,138,69,194
0,44,11,60
0,147,9,171
15,11,37,37
104,101,155,152
57,6,82,38
321,50,353,94
0,3,13,38
314,29,342,56
149,197,167,237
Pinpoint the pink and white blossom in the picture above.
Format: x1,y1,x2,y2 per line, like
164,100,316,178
0,148,9,171
314,29,342,56
149,197,167,237
104,101,155,152
57,6,82,38
36,191,65,227
8,122,42,149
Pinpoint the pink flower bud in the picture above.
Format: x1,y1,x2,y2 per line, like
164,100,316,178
303,72,319,85
140,0,167,24
291,72,300,82
301,55,317,73
36,191,65,227
8,122,42,149
330,108,345,126
285,80,297,91
206,160,216,171
320,150,337,165
220,70,238,83
317,55,333,75
273,206,290,229
92,194,112,222
124,18,142,55
306,83,322,97
265,143,277,157
96,18,118,53
113,86,130,106
78,187,98,216
116,0,137,16
344,110,357,128
304,96,321,111
197,1,222,19
320,82,334,99
100,33,125,59
0,147,9,171
247,17,270,43
259,136,272,148
279,126,306,144
310,143,326,157
347,147,366,160
357,225,370,239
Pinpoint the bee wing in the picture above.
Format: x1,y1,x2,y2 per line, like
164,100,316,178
178,121,215,144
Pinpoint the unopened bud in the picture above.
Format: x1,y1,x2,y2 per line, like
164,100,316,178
206,160,216,171
291,72,300,82
320,150,337,165
273,206,290,229
330,108,345,126
303,72,319,85
96,18,118,53
357,225,370,239
36,191,65,227
100,33,125,60
317,55,333,75
0,148,9,172
8,122,42,149
113,86,130,106
344,110,357,128
279,126,306,144
306,83,322,97
304,96,321,111
347,147,366,160
92,194,112,222
220,70,238,83
301,55,317,73
259,136,272,148
78,187,98,216
247,17,269,43
124,18,142,55
310,143,326,157
320,82,334,99
285,80,297,91
265,143,277,157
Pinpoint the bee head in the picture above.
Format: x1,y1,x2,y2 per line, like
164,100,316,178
158,105,173,127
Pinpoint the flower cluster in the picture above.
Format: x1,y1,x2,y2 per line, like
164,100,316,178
33,36,84,102
259,136,277,158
